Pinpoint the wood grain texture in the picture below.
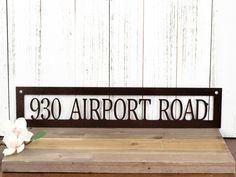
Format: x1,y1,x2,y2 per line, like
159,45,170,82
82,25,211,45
2,173,235,177
39,0,75,86
0,0,9,125
2,128,235,173
211,0,236,137
28,128,223,139
176,0,212,87
143,0,211,87
75,0,109,87
7,0,42,121
177,0,213,121
7,0,109,121
143,0,178,120
143,0,177,87
110,0,143,87
109,0,144,120
143,0,212,120
25,138,227,151
0,146,4,177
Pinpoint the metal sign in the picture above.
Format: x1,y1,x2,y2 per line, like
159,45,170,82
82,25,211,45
16,87,222,128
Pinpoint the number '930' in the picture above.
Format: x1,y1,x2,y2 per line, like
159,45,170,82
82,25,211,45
30,98,61,120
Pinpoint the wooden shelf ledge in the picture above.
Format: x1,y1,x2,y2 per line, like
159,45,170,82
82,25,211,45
2,128,235,176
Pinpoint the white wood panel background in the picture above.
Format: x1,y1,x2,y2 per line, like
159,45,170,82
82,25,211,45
0,0,9,124
211,0,236,137
1,0,236,137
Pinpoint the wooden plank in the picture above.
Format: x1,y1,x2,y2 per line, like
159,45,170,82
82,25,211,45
74,0,109,117
7,0,109,121
175,0,212,121
2,129,235,173
25,138,227,151
2,173,235,177
39,0,75,86
176,0,212,87
109,0,143,119
110,0,143,87
0,0,9,127
0,146,3,177
143,0,178,120
40,0,107,119
143,0,213,121
29,128,223,139
210,0,236,137
143,0,177,87
2,151,234,173
7,0,42,121
75,0,109,87
4,149,232,161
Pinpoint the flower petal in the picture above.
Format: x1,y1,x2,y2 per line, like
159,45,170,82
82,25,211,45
16,137,24,147
14,118,27,130
16,143,25,153
3,148,16,156
3,133,18,148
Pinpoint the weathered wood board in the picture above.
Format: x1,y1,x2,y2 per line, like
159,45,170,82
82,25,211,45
2,128,235,176
2,173,235,177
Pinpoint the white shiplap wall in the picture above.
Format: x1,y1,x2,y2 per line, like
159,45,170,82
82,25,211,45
211,0,236,137
110,0,143,87
1,0,236,137
0,0,9,123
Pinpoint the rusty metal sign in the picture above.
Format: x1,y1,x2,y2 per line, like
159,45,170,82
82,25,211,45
16,87,222,128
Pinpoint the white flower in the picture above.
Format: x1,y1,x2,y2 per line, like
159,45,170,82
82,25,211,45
11,118,33,142
3,133,25,156
1,118,33,156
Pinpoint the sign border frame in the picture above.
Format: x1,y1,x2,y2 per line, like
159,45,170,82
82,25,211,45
16,87,222,128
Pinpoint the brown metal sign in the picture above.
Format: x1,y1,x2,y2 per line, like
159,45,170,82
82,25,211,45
16,87,222,128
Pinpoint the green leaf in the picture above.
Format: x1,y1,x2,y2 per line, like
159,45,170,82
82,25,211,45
31,131,47,141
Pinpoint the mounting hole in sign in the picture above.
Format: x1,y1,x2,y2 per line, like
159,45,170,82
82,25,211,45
19,90,23,94
215,91,219,95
